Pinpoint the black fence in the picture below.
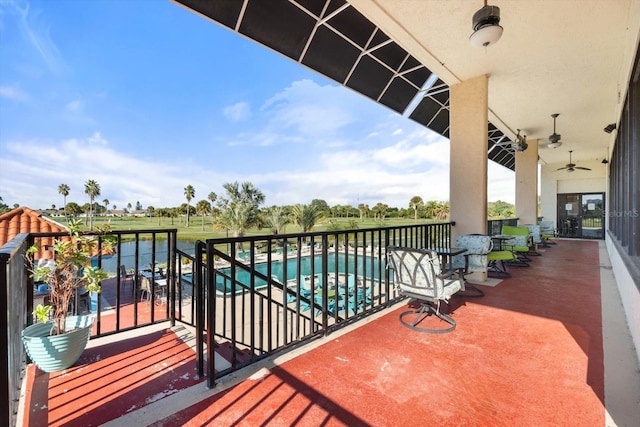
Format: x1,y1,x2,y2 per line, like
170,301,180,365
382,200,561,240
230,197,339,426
196,222,453,388
1,229,188,427
1,234,30,427
487,218,519,236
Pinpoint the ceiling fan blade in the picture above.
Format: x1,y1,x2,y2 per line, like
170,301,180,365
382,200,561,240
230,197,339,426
556,166,567,170
575,166,591,170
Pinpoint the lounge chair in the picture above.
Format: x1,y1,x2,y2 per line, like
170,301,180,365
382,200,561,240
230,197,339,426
387,246,463,333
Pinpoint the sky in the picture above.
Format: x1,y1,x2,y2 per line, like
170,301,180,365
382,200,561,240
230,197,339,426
0,0,515,212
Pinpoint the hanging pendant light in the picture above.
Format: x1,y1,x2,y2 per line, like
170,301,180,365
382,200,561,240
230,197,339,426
470,1,504,48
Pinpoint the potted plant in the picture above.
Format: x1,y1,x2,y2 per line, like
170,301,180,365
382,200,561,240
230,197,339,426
22,219,114,372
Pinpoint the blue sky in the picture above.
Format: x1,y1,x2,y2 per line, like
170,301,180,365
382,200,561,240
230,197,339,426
0,0,514,211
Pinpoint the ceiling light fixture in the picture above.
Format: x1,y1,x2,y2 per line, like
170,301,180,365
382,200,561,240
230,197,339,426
547,113,562,149
512,129,528,152
470,1,504,48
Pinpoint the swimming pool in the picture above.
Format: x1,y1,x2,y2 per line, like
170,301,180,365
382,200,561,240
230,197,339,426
214,253,385,294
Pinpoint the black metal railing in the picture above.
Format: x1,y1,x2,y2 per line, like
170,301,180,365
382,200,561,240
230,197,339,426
197,222,453,387
23,229,180,337
2,222,453,418
1,234,30,427
1,228,189,426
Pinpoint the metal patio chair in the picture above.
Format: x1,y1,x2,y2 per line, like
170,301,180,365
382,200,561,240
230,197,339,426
387,246,463,333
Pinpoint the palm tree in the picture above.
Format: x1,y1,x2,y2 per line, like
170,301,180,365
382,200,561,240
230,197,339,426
58,183,70,223
291,204,321,235
84,179,100,230
263,206,290,234
196,200,211,231
409,196,424,221
372,202,389,221
103,199,109,216
184,185,195,227
216,181,265,251
434,201,450,220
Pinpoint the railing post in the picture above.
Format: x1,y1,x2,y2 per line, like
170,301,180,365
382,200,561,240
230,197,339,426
194,240,206,383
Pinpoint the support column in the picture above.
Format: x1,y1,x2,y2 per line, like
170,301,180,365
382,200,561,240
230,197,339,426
515,139,539,225
450,75,488,239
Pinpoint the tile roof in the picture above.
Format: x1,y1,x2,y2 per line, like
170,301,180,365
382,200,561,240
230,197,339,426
0,207,68,259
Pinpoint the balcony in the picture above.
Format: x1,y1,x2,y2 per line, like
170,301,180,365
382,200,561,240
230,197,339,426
4,224,639,426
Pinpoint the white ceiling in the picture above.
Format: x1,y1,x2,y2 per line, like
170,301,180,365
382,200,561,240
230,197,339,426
349,0,640,167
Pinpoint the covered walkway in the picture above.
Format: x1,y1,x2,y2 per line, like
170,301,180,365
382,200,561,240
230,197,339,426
21,240,640,426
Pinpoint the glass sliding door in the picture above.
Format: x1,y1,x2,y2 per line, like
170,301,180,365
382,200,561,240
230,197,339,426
557,193,605,239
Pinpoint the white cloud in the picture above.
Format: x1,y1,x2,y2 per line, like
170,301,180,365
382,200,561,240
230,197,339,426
66,99,82,112
223,102,251,122
261,79,360,140
0,84,29,101
7,0,67,74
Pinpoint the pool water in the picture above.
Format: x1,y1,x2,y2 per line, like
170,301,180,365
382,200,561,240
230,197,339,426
214,254,385,294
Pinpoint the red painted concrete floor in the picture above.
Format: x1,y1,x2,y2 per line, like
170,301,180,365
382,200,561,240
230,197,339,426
23,240,607,426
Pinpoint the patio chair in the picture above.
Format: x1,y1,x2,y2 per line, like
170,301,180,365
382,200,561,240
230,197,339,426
501,225,531,266
522,224,543,256
538,220,557,246
387,246,463,333
450,234,492,297
139,276,165,305
487,247,517,278
119,265,135,296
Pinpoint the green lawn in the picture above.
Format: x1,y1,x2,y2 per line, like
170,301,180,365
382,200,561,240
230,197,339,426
63,215,440,241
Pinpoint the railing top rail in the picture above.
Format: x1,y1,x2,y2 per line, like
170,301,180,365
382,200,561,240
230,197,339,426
27,228,178,238
205,222,454,245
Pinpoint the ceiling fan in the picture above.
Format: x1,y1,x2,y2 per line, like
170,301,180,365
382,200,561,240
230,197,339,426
547,113,562,149
556,150,591,172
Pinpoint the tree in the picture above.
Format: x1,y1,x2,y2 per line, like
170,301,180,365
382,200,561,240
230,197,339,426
291,204,321,235
310,199,330,217
216,181,265,250
263,206,290,234
434,201,450,220
409,196,424,221
184,185,195,227
103,199,109,215
424,200,439,219
84,179,100,230
146,206,155,222
208,192,218,226
135,201,142,211
196,200,211,231
168,207,179,225
155,208,166,225
65,202,82,219
358,203,369,220
58,183,70,223
0,196,9,214
488,200,515,219
372,203,389,221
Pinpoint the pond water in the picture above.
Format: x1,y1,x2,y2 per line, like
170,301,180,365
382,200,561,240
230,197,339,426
94,240,196,274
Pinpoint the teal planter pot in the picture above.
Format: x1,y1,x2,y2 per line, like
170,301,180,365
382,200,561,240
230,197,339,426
22,315,94,373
